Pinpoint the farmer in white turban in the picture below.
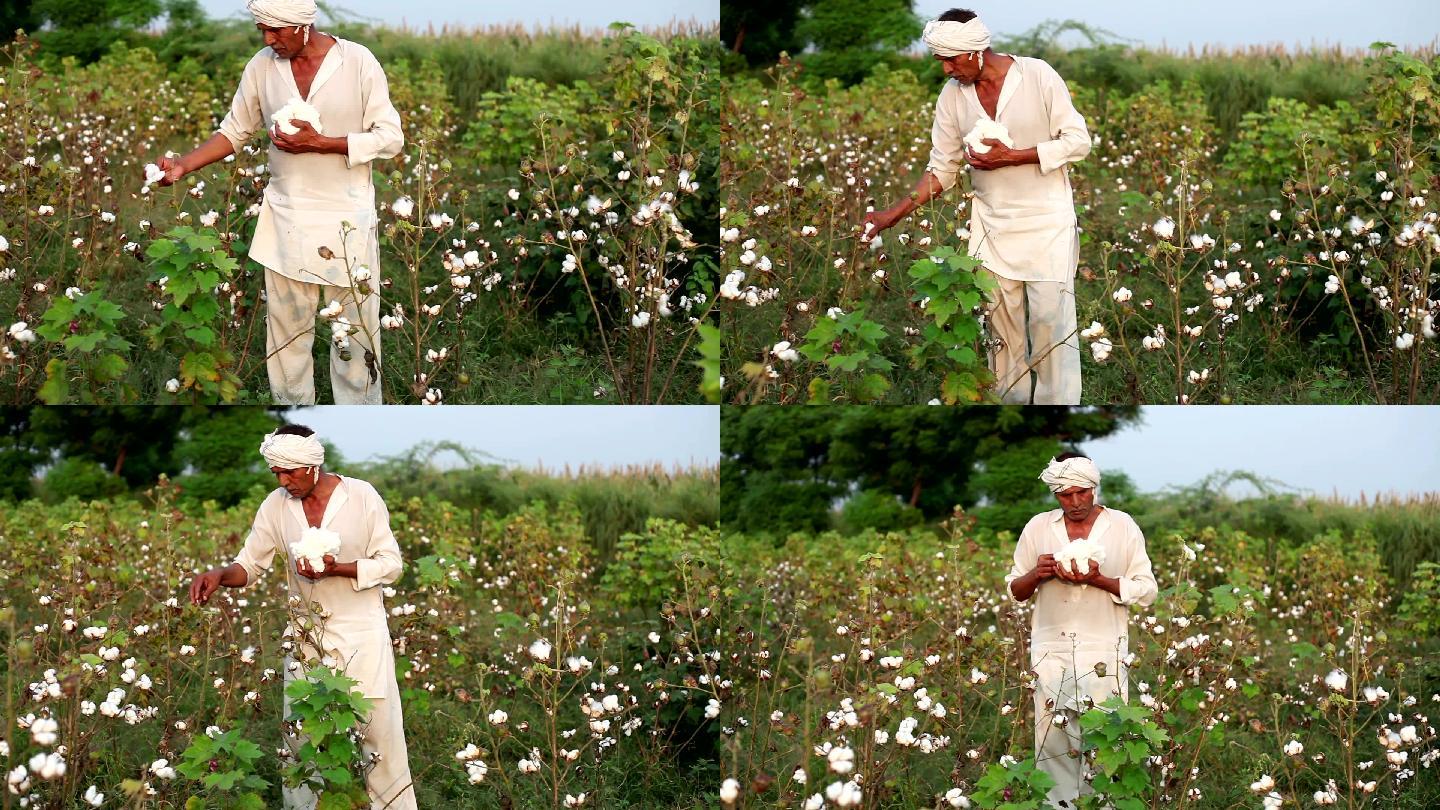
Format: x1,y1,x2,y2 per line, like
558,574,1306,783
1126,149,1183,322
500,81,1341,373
189,424,417,809
1004,452,1157,808
151,0,404,405
863,8,1092,405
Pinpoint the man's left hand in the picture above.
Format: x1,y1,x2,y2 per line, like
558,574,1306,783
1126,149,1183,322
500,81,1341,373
271,120,328,154
965,139,1016,171
297,554,338,580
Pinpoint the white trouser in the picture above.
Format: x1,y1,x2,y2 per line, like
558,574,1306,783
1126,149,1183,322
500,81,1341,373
1031,651,1130,809
282,658,417,810
986,274,1080,405
264,267,382,405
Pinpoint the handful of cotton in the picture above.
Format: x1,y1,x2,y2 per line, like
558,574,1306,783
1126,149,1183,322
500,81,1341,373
292,527,341,571
143,163,166,185
964,118,1014,155
1054,537,1106,578
273,97,323,136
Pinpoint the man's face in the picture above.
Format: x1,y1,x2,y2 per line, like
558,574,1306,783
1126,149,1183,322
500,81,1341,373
937,52,983,84
258,24,306,58
1055,486,1097,522
272,466,317,499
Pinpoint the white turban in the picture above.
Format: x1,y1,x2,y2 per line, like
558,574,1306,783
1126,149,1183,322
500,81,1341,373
922,18,992,58
259,430,325,471
1040,456,1101,493
246,0,316,28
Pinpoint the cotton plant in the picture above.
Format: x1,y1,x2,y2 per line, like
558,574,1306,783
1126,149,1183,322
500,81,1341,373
291,526,341,570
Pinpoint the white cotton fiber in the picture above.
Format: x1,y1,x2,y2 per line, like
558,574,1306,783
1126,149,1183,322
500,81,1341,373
964,118,1014,154
1054,537,1106,572
292,527,341,570
273,97,323,136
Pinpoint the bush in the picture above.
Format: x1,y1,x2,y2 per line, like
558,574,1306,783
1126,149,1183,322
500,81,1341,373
838,488,922,533
41,457,127,502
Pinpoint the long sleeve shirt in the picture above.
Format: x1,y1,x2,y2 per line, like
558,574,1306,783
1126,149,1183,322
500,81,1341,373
1004,506,1157,659
926,55,1091,283
218,37,404,287
232,475,403,697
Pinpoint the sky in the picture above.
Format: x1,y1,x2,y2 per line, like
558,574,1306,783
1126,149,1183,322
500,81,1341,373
1085,406,1440,499
913,0,1440,51
200,1,718,31
289,406,719,469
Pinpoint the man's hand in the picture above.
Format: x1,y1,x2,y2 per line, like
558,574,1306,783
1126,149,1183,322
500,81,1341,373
297,554,339,581
190,569,224,605
965,139,1017,171
860,205,907,242
1056,558,1101,584
1033,553,1059,581
271,120,330,154
154,156,187,187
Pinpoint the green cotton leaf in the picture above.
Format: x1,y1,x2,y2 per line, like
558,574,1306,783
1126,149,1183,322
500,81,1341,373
146,240,177,260
203,770,244,791
183,327,215,347
908,259,940,280
827,353,865,372
854,319,887,345
946,346,977,365
856,373,890,402
1123,739,1149,763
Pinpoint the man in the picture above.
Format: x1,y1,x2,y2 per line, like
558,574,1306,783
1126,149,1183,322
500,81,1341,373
189,424,416,809
153,0,404,404
862,8,1091,405
1004,453,1157,808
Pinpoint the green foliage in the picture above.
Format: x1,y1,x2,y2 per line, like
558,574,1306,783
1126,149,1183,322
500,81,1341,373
968,437,1066,532
145,225,245,402
1078,697,1169,809
797,307,894,402
34,289,132,403
721,0,807,67
176,726,269,805
599,519,724,609
283,664,375,807
460,77,605,168
1221,97,1362,190
795,0,923,84
906,246,998,403
971,756,1056,810
838,488,923,533
39,456,127,502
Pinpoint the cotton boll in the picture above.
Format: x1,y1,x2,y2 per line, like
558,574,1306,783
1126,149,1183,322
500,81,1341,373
291,527,340,570
144,163,166,185
1054,538,1106,572
963,118,1014,155
273,97,322,136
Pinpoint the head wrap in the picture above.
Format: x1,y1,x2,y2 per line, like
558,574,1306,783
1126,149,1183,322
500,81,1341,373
259,430,325,479
246,0,317,47
922,18,992,58
1040,456,1101,493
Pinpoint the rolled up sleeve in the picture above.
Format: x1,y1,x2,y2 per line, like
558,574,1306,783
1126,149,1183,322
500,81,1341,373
232,496,281,588
1004,525,1036,603
1034,63,1091,176
218,56,265,153
352,486,403,592
1110,519,1158,607
345,51,404,170
925,81,966,192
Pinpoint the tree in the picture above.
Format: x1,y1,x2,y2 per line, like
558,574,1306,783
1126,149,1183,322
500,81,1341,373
1,0,42,40
721,0,806,67
721,406,1138,535
795,0,923,84
30,0,194,62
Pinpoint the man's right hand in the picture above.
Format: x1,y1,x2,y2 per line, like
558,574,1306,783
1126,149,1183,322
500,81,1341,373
154,156,187,187
860,205,906,242
1034,553,1059,581
189,569,223,605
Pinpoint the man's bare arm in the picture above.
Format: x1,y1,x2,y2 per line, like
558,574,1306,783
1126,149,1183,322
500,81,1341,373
157,133,236,186
190,562,248,605
861,171,946,238
1010,553,1058,602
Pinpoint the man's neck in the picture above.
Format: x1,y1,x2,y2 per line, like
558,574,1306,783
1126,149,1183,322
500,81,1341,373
301,472,340,506
293,32,334,65
976,52,1011,89
1062,505,1103,533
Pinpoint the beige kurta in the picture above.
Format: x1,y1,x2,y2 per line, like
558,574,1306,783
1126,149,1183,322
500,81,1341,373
1004,507,1158,807
217,37,404,288
233,476,416,809
926,56,1091,283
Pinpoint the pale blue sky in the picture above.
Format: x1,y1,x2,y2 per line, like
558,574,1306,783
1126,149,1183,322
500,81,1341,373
289,406,719,469
200,1,718,30
1086,406,1440,499
913,0,1440,50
